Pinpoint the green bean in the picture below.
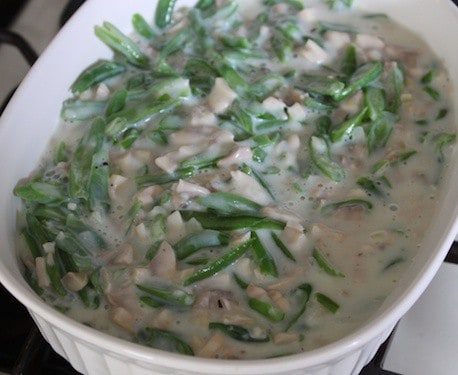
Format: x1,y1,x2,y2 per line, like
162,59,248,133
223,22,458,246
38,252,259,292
180,155,223,171
136,167,195,188
61,99,106,121
248,298,285,322
71,60,126,94
423,86,440,101
140,296,164,308
175,230,230,260
316,292,339,313
383,256,404,271
327,0,354,9
312,248,345,278
120,128,140,149
251,232,278,278
46,256,67,297
14,182,65,204
137,327,194,356
159,30,189,59
22,230,43,259
432,133,456,161
270,29,293,62
309,136,345,182
218,63,248,94
233,272,249,289
184,58,218,96
195,0,215,11
87,148,109,211
94,22,149,67
180,211,285,231
362,13,388,19
303,94,335,111
209,322,269,343
105,89,127,117
198,193,262,216
365,87,385,121
317,21,356,36
132,13,156,39
295,74,345,99
69,117,105,200
54,232,94,271
155,0,177,29
125,200,142,236
105,95,180,140
420,69,435,85
285,283,312,331
271,232,296,262
321,198,373,215
386,63,404,113
330,106,368,142
367,111,395,153
436,108,448,121
341,44,357,77
183,239,254,286
357,176,383,197
335,61,383,101
137,283,195,306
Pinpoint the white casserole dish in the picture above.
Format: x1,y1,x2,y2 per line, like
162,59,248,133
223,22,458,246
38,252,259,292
0,0,457,374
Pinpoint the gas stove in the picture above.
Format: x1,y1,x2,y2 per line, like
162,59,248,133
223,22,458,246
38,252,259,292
0,1,457,374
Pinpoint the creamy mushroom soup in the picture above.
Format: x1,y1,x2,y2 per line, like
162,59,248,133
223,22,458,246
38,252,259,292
14,0,455,359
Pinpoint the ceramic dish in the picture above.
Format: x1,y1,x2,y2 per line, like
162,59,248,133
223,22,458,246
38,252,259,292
0,0,457,374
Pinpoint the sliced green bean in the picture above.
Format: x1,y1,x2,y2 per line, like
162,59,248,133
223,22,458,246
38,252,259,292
321,198,373,214
251,232,278,278
183,239,254,286
357,176,383,197
105,89,127,117
155,0,177,29
285,283,312,331
309,136,345,182
365,87,385,121
341,44,357,77
136,167,195,188
271,232,296,262
94,22,149,67
137,283,195,306
198,193,262,216
367,111,395,153
61,99,106,121
312,248,345,277
296,74,345,99
137,327,194,356
330,106,368,142
316,292,339,313
248,298,285,322
14,182,65,204
335,61,383,101
233,272,249,289
71,60,126,94
180,211,285,231
175,230,230,260
132,13,156,39
209,322,269,343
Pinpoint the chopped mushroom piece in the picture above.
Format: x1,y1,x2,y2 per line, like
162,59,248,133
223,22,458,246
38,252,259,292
355,34,385,50
229,170,272,206
135,185,163,206
111,243,134,265
273,332,299,344
217,146,253,168
325,31,351,50
261,206,304,225
299,39,328,64
208,77,237,114
35,257,50,288
268,289,290,312
174,179,210,197
149,241,176,281
110,306,136,333
197,331,226,358
247,284,268,299
62,272,89,292
165,211,187,244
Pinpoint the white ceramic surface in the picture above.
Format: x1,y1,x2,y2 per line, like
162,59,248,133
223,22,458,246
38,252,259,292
0,1,457,374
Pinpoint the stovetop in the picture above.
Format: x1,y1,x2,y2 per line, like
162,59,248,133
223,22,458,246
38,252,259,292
0,1,457,374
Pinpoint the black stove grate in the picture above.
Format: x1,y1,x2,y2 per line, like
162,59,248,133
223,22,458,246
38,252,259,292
1,1,457,374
